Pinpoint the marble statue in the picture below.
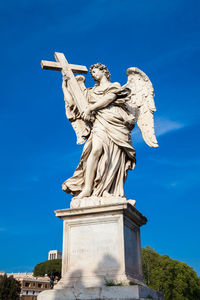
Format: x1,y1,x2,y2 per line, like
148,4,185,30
39,53,164,300
41,53,158,201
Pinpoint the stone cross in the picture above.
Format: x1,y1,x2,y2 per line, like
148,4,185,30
41,52,88,114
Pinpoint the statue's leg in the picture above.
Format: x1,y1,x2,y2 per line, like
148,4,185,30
77,135,103,198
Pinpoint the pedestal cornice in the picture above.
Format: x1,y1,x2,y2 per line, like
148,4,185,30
55,202,147,227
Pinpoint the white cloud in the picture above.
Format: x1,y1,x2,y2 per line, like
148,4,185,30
132,117,184,144
155,117,184,137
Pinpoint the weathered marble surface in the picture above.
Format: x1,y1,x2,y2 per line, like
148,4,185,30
53,202,146,289
39,54,162,300
61,63,158,200
70,196,136,209
38,202,164,299
41,54,159,201
38,285,164,300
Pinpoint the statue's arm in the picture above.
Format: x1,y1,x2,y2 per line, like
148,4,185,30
82,92,116,121
90,92,117,111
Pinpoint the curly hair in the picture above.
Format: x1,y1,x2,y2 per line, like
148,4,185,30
90,62,111,81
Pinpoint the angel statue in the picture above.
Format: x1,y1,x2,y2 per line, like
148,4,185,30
41,54,158,203
60,63,158,201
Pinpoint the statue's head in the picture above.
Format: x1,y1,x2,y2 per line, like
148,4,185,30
90,63,111,82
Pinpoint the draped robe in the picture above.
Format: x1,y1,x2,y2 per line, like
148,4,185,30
62,82,136,198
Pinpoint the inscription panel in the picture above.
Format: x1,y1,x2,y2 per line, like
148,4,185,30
67,217,121,273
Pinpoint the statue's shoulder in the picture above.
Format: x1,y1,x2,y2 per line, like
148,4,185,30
110,82,121,88
105,82,121,93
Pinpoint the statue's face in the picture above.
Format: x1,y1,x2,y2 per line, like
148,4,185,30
91,68,104,81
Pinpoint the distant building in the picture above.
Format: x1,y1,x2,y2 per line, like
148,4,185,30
48,250,62,260
0,271,5,276
0,250,62,298
6,272,50,300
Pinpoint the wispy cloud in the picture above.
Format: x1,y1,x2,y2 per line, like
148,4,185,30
132,117,184,144
155,117,184,136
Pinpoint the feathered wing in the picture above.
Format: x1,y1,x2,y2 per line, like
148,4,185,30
123,67,158,147
63,75,90,145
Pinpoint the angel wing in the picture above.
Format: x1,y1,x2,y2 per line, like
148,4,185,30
123,67,158,148
63,75,90,145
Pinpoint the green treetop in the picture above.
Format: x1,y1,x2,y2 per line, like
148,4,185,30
142,246,200,300
0,274,21,300
33,259,62,288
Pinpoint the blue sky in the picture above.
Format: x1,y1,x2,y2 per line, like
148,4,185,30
0,0,200,275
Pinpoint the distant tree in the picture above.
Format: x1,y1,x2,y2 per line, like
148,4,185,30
142,246,200,300
0,274,21,300
33,259,62,288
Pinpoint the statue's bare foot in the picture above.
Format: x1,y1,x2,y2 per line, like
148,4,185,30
103,191,112,197
77,187,92,199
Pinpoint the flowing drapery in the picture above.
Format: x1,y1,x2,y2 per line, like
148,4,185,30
62,82,136,198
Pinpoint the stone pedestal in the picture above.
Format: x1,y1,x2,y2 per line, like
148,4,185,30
38,285,164,300
38,200,164,299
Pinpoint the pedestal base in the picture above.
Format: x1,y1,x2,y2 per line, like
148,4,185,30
38,200,164,299
38,285,164,300
55,202,147,288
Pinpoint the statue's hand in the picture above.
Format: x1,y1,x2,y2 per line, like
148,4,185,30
62,71,70,82
82,106,92,122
